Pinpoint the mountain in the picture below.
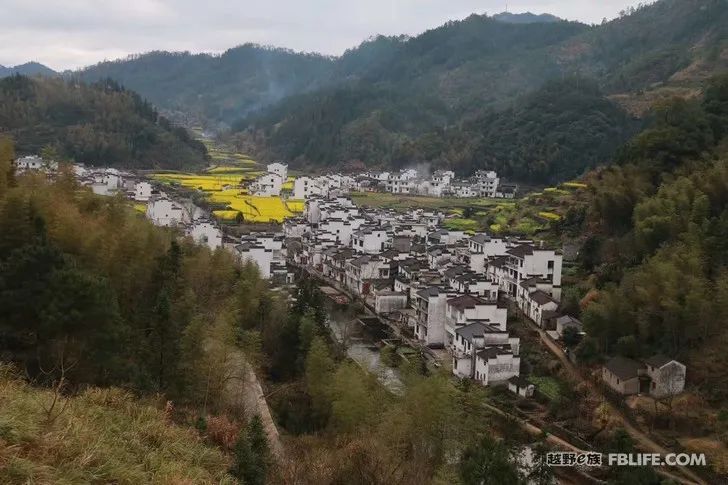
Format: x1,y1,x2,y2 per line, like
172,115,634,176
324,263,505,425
492,12,562,24
0,76,208,169
77,44,335,125
229,0,728,181
74,0,728,182
397,77,639,183
0,61,57,78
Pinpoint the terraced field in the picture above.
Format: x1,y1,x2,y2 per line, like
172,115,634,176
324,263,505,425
352,181,589,237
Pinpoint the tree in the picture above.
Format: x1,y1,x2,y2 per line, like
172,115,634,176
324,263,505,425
330,363,379,434
562,326,582,349
0,135,14,197
305,336,335,427
231,415,270,485
527,442,555,485
459,435,523,485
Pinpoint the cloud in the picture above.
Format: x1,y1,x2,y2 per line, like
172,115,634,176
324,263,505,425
0,0,642,70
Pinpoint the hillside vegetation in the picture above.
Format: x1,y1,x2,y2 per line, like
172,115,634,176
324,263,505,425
0,366,233,484
231,0,727,180
77,45,335,125
73,1,728,180
0,76,208,169
562,74,728,403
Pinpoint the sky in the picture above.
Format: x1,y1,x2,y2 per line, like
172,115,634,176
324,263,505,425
0,0,643,71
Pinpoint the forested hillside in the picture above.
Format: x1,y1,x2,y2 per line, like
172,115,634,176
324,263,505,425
78,45,335,124
73,1,728,181
564,74,728,402
231,0,728,180
0,75,208,169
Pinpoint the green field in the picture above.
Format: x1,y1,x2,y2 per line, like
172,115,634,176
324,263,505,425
530,376,563,401
351,186,587,236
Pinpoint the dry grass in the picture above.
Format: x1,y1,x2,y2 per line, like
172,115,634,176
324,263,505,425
0,366,234,484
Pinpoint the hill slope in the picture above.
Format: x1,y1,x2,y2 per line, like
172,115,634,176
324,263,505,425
0,366,233,484
77,44,335,125
0,76,208,169
232,0,727,178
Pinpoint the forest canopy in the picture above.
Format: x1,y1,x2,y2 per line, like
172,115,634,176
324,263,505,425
0,76,208,169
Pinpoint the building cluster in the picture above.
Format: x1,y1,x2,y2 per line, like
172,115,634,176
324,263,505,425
283,193,566,392
249,162,289,196
248,164,515,200
360,169,517,199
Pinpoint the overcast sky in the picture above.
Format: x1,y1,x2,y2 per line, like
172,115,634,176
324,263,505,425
0,0,643,71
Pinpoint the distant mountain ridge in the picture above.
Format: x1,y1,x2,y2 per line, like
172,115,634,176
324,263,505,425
0,61,57,78
492,12,562,24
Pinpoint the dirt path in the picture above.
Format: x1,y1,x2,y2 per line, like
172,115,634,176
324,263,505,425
222,348,285,462
240,362,285,461
524,318,705,485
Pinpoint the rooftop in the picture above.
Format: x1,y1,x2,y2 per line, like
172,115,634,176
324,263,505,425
604,356,644,380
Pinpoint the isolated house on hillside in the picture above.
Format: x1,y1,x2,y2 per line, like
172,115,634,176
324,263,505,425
602,356,644,396
644,355,686,399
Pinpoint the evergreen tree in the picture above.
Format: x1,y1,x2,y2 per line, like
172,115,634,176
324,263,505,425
231,416,270,485
459,435,523,485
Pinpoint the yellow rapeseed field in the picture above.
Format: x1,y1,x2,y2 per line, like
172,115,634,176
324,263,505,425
153,171,305,223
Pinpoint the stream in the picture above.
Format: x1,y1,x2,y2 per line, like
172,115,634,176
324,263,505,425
324,301,404,394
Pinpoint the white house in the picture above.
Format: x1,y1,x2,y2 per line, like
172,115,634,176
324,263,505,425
508,376,535,398
351,226,388,254
134,182,153,202
644,355,686,399
14,155,44,172
189,221,223,250
523,290,559,327
293,176,325,200
474,345,521,386
498,244,563,300
251,173,284,197
235,243,274,279
472,170,500,198
445,294,508,346
451,322,518,380
267,162,288,181
345,255,390,295
147,197,185,227
414,286,450,347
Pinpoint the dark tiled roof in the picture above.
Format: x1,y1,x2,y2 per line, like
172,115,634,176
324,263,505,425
506,244,535,258
530,290,557,306
476,345,513,360
644,354,675,369
416,286,443,299
456,322,503,342
443,265,468,278
604,356,643,380
508,375,532,388
556,315,583,327
470,234,491,244
447,294,487,311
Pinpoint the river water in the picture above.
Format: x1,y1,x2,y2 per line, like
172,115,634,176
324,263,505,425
324,301,404,394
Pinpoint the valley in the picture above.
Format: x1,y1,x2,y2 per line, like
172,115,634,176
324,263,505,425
2,0,728,483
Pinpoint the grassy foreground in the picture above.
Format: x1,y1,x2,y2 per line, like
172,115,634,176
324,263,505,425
0,366,234,484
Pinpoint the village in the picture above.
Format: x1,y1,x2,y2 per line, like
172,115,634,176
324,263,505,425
12,154,687,405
